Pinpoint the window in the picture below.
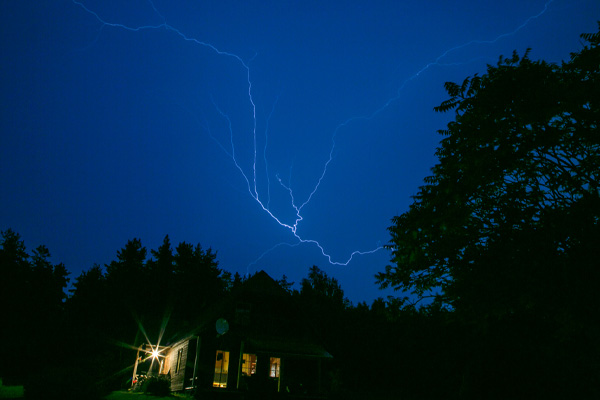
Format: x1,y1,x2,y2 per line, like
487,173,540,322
213,350,229,388
269,357,280,378
175,348,183,374
242,353,257,376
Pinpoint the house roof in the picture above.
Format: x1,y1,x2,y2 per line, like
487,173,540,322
245,337,333,359
236,270,289,299
164,270,331,360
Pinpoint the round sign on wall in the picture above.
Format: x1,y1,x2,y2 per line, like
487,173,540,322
216,318,229,335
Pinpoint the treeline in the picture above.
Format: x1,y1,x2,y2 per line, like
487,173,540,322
0,232,237,396
377,24,600,399
0,230,69,386
0,229,470,400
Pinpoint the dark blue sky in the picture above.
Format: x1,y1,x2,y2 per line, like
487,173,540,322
1,0,598,303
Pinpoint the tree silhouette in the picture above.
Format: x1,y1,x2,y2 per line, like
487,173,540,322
379,25,599,307
166,241,226,329
148,235,175,284
378,24,600,397
300,265,348,309
0,230,70,384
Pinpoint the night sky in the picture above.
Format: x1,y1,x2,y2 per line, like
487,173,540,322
1,0,598,303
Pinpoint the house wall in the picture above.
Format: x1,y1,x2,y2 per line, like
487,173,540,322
166,337,200,392
195,334,219,389
169,340,189,391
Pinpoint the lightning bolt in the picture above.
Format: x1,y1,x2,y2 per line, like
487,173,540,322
300,0,557,198
71,0,555,271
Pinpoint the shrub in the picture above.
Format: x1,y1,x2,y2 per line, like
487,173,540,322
143,374,171,397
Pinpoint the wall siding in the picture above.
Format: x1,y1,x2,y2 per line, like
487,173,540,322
169,340,189,391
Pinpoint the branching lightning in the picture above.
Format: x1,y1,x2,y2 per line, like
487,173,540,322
71,0,555,271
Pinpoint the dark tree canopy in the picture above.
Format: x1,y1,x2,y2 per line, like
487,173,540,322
378,26,600,316
0,229,70,382
301,265,349,309
376,26,600,397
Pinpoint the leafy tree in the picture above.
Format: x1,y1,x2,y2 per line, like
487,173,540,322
378,25,600,397
378,26,599,309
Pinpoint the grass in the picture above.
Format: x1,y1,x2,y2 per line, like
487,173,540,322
105,391,192,400
0,377,196,400
0,378,24,399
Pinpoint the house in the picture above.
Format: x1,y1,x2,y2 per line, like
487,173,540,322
132,270,332,397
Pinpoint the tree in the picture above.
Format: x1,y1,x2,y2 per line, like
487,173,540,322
68,264,108,332
105,238,147,297
0,231,70,383
300,265,349,309
173,241,225,310
148,235,174,282
145,235,175,318
230,271,245,292
103,238,149,343
377,26,600,396
31,245,70,307
0,229,30,380
0,229,30,316
276,274,295,294
378,26,599,309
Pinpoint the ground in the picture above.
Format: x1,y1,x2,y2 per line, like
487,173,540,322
0,378,24,399
0,379,197,400
106,391,192,400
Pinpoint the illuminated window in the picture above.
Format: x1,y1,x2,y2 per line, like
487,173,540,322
242,354,257,376
213,350,229,388
269,357,280,378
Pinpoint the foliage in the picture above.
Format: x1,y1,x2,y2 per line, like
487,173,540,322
300,265,349,309
142,375,171,397
0,229,70,382
0,378,24,398
276,274,295,294
378,25,600,310
378,24,600,397
2,227,473,399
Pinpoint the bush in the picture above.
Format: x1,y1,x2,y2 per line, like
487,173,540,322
143,374,171,397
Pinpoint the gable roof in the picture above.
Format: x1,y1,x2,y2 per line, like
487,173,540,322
236,270,288,299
